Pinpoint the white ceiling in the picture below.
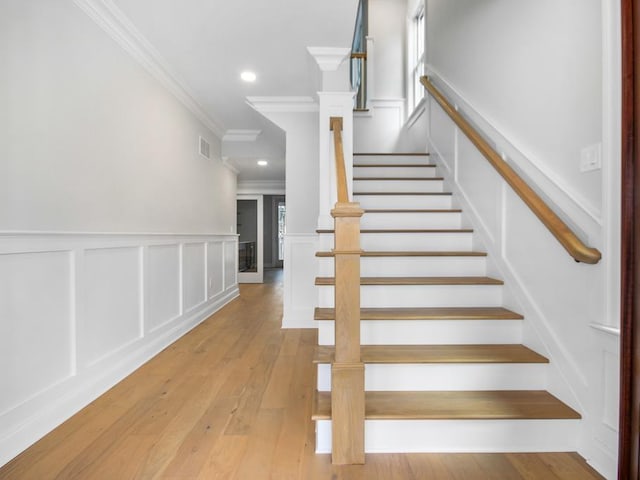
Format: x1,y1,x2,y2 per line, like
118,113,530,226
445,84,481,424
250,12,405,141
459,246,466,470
111,0,360,183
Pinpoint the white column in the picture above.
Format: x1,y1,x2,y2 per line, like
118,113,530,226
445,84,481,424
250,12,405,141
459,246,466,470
308,47,356,230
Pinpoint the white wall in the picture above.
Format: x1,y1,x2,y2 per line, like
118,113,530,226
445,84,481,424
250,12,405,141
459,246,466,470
354,0,408,153
368,0,407,100
401,1,619,477
424,0,603,215
0,0,239,466
0,0,237,234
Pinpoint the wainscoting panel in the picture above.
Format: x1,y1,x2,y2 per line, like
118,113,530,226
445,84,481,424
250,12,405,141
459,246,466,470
224,240,237,290
282,234,318,329
207,241,224,299
83,247,142,366
354,98,405,153
429,101,456,172
146,244,180,332
0,233,239,468
183,243,206,312
0,251,73,416
457,134,502,244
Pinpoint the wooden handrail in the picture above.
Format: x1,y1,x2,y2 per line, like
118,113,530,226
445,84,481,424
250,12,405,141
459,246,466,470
330,117,350,203
421,76,602,265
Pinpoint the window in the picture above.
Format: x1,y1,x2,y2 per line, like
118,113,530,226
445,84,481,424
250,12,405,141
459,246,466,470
277,202,286,261
409,5,425,112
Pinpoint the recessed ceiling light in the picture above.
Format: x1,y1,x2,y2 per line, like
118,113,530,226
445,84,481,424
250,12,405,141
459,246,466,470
241,71,257,82
257,160,268,166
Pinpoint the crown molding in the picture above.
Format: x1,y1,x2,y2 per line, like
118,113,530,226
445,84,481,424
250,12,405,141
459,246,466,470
307,47,351,71
223,129,262,142
237,180,285,195
73,0,226,138
246,96,319,113
221,157,240,175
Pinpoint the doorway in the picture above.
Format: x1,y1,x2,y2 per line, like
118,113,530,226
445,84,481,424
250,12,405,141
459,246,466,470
237,195,263,283
263,195,286,269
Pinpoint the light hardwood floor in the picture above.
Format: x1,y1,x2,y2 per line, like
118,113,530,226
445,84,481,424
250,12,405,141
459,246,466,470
0,269,605,479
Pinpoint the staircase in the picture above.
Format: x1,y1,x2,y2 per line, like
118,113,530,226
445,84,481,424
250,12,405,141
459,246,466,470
312,152,581,455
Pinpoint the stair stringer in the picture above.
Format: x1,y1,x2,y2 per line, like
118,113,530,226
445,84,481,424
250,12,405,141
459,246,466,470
426,145,586,429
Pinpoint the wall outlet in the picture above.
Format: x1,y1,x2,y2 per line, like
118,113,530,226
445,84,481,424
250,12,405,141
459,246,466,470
580,143,602,172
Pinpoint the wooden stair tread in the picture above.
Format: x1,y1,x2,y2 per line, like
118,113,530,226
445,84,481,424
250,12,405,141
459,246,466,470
313,344,549,364
315,251,487,257
354,192,452,196
316,228,473,234
353,177,444,181
312,391,581,420
354,164,436,168
363,209,462,213
354,153,430,156
315,276,503,286
314,307,524,320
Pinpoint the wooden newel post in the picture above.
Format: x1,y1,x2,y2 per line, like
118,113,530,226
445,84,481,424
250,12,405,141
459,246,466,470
329,117,365,465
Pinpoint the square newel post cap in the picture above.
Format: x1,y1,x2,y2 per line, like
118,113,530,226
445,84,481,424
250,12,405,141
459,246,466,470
331,202,364,218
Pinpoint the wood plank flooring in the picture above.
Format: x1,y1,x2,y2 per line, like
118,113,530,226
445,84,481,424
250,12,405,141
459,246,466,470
0,269,605,480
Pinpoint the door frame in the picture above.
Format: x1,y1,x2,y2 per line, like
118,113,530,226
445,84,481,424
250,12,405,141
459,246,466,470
619,0,639,477
237,194,264,284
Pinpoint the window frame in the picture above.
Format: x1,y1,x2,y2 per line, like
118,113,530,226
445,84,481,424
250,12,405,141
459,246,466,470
408,2,426,115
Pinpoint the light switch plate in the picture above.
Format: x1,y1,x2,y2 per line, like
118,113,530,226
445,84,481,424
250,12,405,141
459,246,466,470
580,143,602,172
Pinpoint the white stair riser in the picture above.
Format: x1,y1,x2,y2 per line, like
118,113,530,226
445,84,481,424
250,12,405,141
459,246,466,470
318,256,488,277
361,212,461,229
358,232,472,251
354,166,437,178
354,195,452,209
317,320,523,345
316,363,547,392
315,419,579,453
318,232,473,251
354,155,430,165
354,179,444,193
318,285,503,308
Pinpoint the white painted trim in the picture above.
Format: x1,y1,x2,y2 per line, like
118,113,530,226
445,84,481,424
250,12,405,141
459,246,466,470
223,129,262,142
246,96,318,113
600,0,622,330
237,180,285,195
72,0,225,138
221,157,240,175
306,47,351,71
406,97,427,128
237,194,264,283
590,323,621,337
426,66,603,231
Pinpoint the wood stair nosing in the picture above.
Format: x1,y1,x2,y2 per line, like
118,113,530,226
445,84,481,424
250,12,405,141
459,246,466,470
354,164,436,168
354,192,452,196
354,153,430,156
313,344,549,365
313,306,524,321
363,209,462,213
315,251,487,258
353,177,444,181
312,390,582,421
315,276,504,286
316,228,473,234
